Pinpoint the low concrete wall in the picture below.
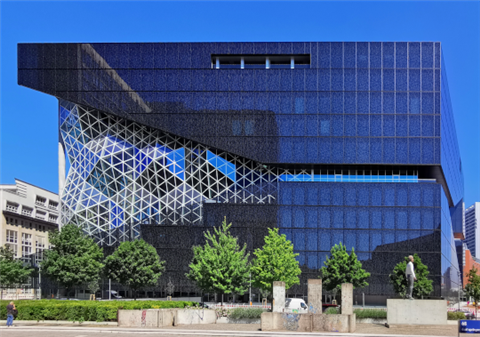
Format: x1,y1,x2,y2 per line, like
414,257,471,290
175,309,216,325
357,317,386,324
312,313,355,333
118,309,215,328
158,309,176,327
118,309,159,328
216,317,261,324
261,312,356,332
387,299,447,326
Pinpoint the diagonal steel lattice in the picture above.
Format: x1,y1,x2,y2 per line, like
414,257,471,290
59,100,282,246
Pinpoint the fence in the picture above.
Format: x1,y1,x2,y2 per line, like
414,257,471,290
1,288,37,300
208,303,271,309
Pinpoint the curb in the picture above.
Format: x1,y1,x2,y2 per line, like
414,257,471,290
0,320,117,326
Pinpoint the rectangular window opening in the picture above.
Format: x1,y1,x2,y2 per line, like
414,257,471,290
212,54,310,69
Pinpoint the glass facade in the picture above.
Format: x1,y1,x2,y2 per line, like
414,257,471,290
18,42,463,301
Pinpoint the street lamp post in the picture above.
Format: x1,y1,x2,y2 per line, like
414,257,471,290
249,273,252,305
38,264,41,300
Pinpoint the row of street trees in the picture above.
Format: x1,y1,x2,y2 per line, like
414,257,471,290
185,218,440,301
42,224,165,299
186,218,302,302
186,218,375,301
1,218,460,302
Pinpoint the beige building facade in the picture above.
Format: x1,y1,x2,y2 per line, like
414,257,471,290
0,179,59,265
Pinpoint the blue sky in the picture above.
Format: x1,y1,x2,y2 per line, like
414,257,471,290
1,1,479,207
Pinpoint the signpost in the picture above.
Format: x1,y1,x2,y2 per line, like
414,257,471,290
459,320,480,334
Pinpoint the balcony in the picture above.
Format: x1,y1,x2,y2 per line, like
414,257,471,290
22,210,32,217
6,205,18,213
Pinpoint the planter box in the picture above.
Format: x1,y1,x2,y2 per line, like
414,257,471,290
216,317,260,324
118,309,215,327
387,299,447,326
261,312,356,333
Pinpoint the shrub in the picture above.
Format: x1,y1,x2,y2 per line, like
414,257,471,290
448,311,466,320
324,307,339,314
325,307,386,319
0,300,196,322
353,309,387,319
228,307,265,320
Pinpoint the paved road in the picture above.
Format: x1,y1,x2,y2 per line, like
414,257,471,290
0,325,458,337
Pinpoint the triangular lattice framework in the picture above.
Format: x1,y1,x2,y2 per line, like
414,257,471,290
59,101,280,245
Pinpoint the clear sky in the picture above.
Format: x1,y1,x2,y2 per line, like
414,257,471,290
0,1,479,207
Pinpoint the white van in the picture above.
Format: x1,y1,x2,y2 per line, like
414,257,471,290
285,298,308,313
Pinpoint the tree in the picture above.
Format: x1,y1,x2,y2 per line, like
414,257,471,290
41,224,104,298
186,217,250,304
251,228,301,295
389,253,433,299
105,239,165,300
0,245,32,292
465,266,480,317
321,243,370,293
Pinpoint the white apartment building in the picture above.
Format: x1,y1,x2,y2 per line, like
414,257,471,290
0,179,59,265
466,202,480,259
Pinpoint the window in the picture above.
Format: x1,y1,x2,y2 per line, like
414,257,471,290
212,54,310,69
6,230,17,243
22,206,33,217
232,120,242,136
35,237,45,263
48,215,58,223
21,233,32,264
35,195,46,206
6,243,17,256
6,230,18,257
48,200,58,210
6,202,18,213
36,210,46,220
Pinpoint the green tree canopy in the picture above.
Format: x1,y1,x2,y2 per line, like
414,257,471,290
105,239,165,300
251,228,301,294
389,253,433,298
0,245,32,289
465,266,480,316
321,242,370,292
41,224,104,296
186,217,250,300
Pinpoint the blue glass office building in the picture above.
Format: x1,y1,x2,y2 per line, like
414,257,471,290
18,42,463,302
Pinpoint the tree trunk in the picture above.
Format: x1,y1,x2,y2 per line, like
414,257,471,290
134,289,137,301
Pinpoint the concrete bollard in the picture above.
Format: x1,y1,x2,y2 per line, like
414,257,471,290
272,281,285,312
341,283,353,315
307,279,322,314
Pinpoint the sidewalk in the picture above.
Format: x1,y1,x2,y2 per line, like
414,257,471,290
0,322,459,336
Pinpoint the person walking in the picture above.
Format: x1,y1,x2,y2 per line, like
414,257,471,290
405,255,417,300
6,301,16,327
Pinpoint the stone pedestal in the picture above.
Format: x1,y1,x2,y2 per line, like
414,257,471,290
341,283,353,315
307,279,322,314
387,299,447,326
273,281,286,313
